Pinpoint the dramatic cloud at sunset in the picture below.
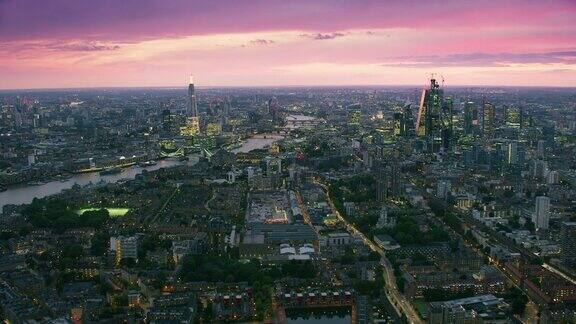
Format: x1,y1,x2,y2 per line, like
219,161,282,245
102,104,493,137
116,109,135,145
1,0,575,89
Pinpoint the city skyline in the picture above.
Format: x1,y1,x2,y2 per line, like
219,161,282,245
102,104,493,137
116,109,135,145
1,2,576,322
1,0,576,89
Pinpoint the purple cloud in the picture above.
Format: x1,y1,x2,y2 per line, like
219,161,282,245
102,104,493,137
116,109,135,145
47,42,121,52
0,41,122,56
313,32,345,40
383,51,576,67
249,39,275,46
3,0,571,43
300,32,346,40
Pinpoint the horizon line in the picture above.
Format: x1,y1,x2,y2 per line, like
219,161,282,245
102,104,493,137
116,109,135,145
2,83,576,92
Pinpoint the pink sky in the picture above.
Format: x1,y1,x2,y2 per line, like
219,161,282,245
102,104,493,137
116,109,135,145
0,0,575,89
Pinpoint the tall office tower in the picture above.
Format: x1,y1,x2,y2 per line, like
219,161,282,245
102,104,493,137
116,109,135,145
533,196,550,230
394,106,413,136
388,161,401,197
375,159,401,202
507,141,518,164
561,222,576,268
463,101,477,135
187,75,198,117
483,101,495,139
441,97,453,150
376,166,388,203
504,106,522,129
402,103,416,136
393,112,403,136
416,78,452,150
416,78,442,137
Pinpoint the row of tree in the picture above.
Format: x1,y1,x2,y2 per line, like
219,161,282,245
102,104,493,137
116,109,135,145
23,198,111,232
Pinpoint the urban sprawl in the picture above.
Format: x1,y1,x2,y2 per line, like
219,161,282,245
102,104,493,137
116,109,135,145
0,78,575,323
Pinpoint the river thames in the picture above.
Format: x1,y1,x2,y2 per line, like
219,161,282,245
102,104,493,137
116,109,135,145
0,114,315,212
0,159,189,212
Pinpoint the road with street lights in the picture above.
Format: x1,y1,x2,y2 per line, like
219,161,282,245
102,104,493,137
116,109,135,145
315,179,423,324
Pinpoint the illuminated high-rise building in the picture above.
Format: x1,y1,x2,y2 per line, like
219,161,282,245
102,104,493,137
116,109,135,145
347,104,362,125
482,101,495,139
416,78,452,150
507,141,518,164
205,122,222,136
393,112,403,136
416,79,441,137
505,141,525,167
180,116,200,136
504,106,522,129
187,75,198,117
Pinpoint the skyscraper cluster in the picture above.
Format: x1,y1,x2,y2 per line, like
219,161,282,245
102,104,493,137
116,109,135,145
416,78,453,152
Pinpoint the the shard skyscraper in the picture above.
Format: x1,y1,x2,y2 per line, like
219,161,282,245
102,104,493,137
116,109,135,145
187,75,198,117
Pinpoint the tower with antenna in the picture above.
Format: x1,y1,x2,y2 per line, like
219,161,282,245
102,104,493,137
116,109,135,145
187,75,198,117
416,76,453,151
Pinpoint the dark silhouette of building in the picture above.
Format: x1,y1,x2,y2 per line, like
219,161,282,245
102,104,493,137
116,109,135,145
561,222,576,268
441,97,453,150
463,101,478,135
483,101,495,139
403,103,416,136
375,159,401,202
394,104,415,137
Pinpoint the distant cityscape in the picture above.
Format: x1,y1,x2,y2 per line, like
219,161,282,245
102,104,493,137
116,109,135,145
0,76,575,323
